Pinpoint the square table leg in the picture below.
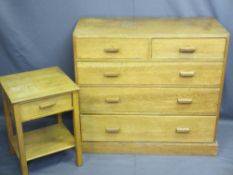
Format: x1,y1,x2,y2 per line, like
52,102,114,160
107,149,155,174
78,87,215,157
72,91,83,166
2,91,15,154
13,104,29,175
57,113,63,124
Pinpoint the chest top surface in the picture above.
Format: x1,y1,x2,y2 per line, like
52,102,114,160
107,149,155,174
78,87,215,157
0,67,78,104
74,17,228,38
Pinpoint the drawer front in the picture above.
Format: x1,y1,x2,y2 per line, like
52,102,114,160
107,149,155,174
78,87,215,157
80,87,219,115
81,115,216,142
152,38,225,61
19,93,73,122
77,62,222,86
76,38,148,60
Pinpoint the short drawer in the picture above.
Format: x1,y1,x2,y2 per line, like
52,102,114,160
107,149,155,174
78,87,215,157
152,38,225,61
81,115,216,142
76,38,148,60
77,62,222,86
80,87,219,115
18,93,73,122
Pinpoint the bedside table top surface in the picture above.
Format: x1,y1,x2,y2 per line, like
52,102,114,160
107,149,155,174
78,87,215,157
0,67,78,104
74,17,229,38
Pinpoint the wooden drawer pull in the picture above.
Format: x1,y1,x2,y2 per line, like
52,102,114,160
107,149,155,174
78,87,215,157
104,48,119,53
176,127,191,133
177,98,192,104
105,127,120,133
104,72,120,78
179,71,195,78
179,47,196,53
105,97,120,103
39,102,56,109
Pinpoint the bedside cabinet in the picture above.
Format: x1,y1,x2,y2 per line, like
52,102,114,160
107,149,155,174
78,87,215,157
1,67,83,175
73,18,229,155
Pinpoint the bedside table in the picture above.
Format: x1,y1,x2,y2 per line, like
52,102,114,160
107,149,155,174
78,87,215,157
0,67,83,175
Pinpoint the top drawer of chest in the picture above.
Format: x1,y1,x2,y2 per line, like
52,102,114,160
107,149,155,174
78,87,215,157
75,38,226,61
75,38,149,60
152,38,226,61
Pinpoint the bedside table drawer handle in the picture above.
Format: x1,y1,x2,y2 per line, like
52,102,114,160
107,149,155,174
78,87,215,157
104,48,119,53
104,72,120,78
176,127,190,133
177,98,192,104
105,127,120,133
105,97,120,103
179,47,196,53
179,71,195,77
39,102,56,109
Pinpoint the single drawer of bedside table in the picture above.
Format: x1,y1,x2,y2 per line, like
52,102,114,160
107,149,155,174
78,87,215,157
81,115,216,142
152,38,226,61
80,87,219,115
77,62,222,86
75,38,148,60
18,93,73,122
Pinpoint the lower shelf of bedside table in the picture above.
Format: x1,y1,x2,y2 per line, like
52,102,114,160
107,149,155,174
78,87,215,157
12,124,75,161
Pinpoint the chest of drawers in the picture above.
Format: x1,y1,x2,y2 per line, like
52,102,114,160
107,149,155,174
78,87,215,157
73,18,229,155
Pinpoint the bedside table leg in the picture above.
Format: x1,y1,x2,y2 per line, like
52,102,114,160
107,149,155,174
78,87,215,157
2,91,15,154
72,91,83,166
57,113,63,124
13,104,28,175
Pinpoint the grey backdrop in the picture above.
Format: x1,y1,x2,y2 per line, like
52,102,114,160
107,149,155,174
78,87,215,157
1,1,233,175
0,0,233,118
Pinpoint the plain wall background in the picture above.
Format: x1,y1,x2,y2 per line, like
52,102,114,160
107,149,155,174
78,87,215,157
0,0,232,118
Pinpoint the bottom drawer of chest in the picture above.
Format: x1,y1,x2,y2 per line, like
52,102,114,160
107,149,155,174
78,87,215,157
81,115,216,143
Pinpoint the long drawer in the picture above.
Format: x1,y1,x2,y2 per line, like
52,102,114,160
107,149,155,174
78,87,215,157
76,38,148,60
77,62,222,86
81,115,216,142
152,38,225,61
79,87,219,115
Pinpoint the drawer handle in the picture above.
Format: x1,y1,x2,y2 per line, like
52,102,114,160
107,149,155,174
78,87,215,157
177,98,192,104
179,47,196,53
105,97,120,103
104,48,119,53
179,71,195,78
104,72,120,78
105,127,120,133
39,102,56,109
176,127,191,133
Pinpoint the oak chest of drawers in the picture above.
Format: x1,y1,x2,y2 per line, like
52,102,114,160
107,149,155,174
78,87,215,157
73,18,229,155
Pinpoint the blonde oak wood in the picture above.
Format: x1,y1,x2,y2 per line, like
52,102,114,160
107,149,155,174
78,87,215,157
214,35,230,140
74,18,228,38
74,18,229,155
57,113,63,124
81,115,216,142
179,71,195,77
79,87,219,115
176,127,191,133
77,62,223,87
0,67,83,175
82,141,218,156
76,38,148,60
105,127,120,133
2,90,15,154
177,98,193,104
72,91,83,166
0,67,78,103
152,38,225,61
12,124,74,161
18,93,73,122
13,104,28,175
